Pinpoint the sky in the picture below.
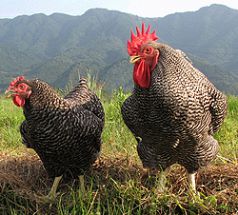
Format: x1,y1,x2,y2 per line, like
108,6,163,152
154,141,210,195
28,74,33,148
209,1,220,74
1,0,238,19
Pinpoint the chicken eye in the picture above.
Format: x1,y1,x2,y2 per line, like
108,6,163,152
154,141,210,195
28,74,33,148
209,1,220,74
19,85,25,90
17,83,27,91
143,46,153,54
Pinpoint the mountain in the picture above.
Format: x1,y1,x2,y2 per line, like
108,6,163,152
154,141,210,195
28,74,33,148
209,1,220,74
0,4,238,94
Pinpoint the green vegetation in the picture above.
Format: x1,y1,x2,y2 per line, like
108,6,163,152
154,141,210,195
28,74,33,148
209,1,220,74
1,4,238,94
1,4,238,213
0,90,237,214
0,98,24,153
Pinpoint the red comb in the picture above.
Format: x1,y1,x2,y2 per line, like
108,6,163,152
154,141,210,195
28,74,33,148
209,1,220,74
127,23,159,56
7,76,25,91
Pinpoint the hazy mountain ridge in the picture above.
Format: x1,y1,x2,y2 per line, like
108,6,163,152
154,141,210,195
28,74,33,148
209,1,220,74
0,4,238,94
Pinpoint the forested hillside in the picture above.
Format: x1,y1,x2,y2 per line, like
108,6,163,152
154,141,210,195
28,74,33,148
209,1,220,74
0,4,238,94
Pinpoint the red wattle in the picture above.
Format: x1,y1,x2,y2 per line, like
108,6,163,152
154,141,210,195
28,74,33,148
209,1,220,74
133,60,151,88
13,95,25,107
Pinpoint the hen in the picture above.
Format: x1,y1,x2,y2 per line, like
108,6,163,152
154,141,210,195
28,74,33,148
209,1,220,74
121,23,227,193
6,76,104,200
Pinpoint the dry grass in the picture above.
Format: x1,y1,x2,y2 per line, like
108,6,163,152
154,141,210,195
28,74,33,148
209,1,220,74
0,152,237,214
0,94,237,214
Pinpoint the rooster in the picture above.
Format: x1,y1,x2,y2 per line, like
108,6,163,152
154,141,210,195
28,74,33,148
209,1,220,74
121,23,227,194
6,76,104,200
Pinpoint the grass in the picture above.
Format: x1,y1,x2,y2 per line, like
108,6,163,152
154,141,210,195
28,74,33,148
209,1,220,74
0,98,25,154
0,91,238,214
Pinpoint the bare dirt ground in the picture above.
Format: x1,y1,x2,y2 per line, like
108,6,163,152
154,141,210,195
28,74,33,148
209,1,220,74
0,152,238,214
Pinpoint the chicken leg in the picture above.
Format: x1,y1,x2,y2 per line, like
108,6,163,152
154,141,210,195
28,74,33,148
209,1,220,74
47,175,63,199
157,167,170,192
187,172,200,201
36,175,62,203
142,167,170,192
187,172,196,193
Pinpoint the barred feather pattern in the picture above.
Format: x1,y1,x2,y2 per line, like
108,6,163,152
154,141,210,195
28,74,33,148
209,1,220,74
121,43,227,173
20,78,104,178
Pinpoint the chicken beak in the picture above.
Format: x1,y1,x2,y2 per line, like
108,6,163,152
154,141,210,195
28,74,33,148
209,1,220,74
5,88,14,98
130,55,141,64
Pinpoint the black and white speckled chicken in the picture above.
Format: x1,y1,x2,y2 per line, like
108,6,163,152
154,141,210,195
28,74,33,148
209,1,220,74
121,23,227,193
6,76,104,200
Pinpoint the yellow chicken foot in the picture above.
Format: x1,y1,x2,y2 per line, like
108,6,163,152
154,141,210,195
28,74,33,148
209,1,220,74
47,175,63,199
36,175,62,203
79,175,86,194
